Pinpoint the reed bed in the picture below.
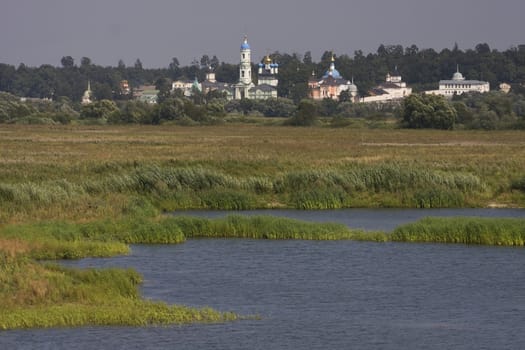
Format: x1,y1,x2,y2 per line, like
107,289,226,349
391,217,525,245
0,162,489,219
0,218,185,259
0,261,237,330
0,303,238,330
169,215,388,241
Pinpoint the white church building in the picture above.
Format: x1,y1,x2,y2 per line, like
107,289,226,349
360,69,412,103
232,36,278,100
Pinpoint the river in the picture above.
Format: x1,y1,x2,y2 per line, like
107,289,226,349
2,209,525,349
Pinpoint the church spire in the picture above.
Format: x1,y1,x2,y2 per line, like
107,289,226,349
81,80,92,105
238,35,253,85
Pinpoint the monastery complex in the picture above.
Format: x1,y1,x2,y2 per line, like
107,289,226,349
129,36,492,104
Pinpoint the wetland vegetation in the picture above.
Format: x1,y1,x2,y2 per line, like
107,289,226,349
1,124,524,329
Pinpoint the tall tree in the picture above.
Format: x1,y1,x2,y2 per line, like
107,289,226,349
169,57,179,70
134,59,143,70
210,55,220,70
401,93,457,129
200,55,211,69
80,57,92,68
60,56,75,68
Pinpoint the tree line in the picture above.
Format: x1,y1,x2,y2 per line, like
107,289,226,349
1,42,525,129
1,43,525,102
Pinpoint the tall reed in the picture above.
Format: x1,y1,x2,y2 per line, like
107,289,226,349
391,217,525,245
169,215,387,241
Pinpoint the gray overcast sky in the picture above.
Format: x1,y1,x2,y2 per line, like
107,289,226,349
1,0,524,68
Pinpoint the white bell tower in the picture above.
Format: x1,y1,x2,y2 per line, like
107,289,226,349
239,36,252,85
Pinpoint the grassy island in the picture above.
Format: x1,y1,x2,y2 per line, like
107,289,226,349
0,125,524,329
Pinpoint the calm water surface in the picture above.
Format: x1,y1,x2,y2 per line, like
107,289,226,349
2,209,525,350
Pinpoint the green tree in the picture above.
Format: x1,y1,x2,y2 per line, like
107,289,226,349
80,57,92,68
119,100,153,124
200,55,210,69
319,98,339,116
155,77,172,104
253,97,296,117
400,93,457,129
80,99,120,122
60,56,75,68
153,97,186,124
286,99,318,126
210,55,220,70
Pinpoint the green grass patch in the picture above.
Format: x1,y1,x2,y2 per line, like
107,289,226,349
0,217,186,260
170,215,387,241
0,261,238,330
0,303,238,330
391,217,525,245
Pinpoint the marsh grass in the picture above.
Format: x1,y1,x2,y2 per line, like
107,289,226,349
0,303,238,330
0,217,185,260
0,261,237,330
169,215,388,241
391,217,525,245
0,163,489,219
1,125,524,224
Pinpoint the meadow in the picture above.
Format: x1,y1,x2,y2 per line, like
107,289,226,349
1,124,524,329
1,124,524,223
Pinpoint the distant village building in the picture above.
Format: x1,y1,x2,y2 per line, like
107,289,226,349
81,81,92,105
308,55,358,101
133,85,158,104
119,80,131,95
172,71,232,99
499,82,511,94
427,66,490,97
171,78,194,97
360,68,412,103
200,68,232,99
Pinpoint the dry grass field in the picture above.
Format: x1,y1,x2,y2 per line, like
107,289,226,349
0,124,524,223
1,124,524,172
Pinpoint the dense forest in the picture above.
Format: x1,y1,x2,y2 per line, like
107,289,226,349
1,43,525,129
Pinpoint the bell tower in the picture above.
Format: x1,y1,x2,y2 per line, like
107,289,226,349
239,36,252,85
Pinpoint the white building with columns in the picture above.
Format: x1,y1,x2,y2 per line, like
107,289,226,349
426,66,490,97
